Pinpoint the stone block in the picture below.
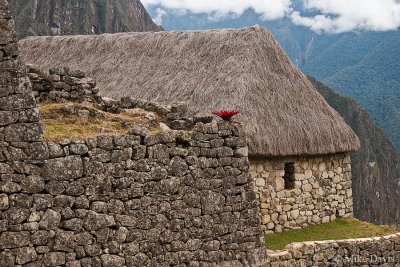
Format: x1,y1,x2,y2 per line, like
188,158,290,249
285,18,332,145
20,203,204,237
39,209,61,230
0,110,18,126
332,175,342,184
21,175,45,193
234,146,248,157
101,254,125,266
0,251,14,267
0,93,35,111
43,252,66,267
4,123,42,142
69,143,88,155
275,177,285,192
16,247,37,265
42,156,83,180
0,193,9,209
83,211,116,231
0,231,30,249
255,178,266,187
201,191,225,215
302,184,313,192
169,156,188,176
294,173,305,181
304,170,313,179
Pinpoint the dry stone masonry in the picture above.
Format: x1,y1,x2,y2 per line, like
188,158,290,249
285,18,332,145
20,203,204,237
1,121,268,266
0,0,44,162
28,64,100,104
0,1,270,266
251,154,353,234
1,0,400,265
24,64,353,240
266,233,400,266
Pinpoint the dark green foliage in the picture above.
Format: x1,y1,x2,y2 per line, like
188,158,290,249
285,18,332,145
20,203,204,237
325,32,400,150
94,0,107,33
309,77,400,225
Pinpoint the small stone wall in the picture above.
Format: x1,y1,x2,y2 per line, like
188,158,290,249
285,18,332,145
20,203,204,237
251,154,353,234
28,65,101,104
266,233,400,266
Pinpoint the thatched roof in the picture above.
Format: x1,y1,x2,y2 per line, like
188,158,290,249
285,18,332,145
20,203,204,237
19,25,360,157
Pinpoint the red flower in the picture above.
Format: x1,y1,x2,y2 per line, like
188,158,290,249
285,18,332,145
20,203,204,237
212,110,240,121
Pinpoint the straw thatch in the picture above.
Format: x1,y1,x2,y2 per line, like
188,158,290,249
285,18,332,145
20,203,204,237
19,25,360,157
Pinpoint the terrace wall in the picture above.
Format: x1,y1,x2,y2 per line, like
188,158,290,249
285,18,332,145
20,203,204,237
266,233,400,266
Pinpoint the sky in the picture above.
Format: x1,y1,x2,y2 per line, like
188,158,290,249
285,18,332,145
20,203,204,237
141,0,400,33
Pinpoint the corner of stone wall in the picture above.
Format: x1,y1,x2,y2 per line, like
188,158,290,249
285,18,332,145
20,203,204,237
0,1,45,161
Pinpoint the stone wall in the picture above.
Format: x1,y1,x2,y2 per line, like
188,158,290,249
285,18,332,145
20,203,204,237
251,154,353,234
1,122,267,267
266,233,400,266
28,64,100,104
0,1,267,266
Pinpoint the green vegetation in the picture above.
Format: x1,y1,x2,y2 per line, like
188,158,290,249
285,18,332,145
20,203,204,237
265,218,398,250
93,0,107,34
325,31,400,150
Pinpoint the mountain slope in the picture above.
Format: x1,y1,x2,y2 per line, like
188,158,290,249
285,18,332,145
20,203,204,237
325,32,400,150
309,77,400,225
10,0,162,38
301,32,390,80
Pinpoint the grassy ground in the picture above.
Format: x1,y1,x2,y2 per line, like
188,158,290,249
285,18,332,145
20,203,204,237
265,218,398,250
39,103,161,142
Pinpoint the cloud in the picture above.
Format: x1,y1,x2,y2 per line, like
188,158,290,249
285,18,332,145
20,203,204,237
142,0,400,33
141,0,293,21
291,0,400,33
153,8,167,25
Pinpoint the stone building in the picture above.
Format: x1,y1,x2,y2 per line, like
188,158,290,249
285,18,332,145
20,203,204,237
19,25,360,234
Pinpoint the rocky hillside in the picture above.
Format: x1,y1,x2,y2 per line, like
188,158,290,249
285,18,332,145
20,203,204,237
9,0,162,38
309,77,400,225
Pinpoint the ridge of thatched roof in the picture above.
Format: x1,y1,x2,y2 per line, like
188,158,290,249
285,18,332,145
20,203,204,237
19,25,360,157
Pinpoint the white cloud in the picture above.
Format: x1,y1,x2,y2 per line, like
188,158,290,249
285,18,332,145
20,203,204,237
141,0,293,21
142,0,400,33
291,0,400,33
153,8,167,25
